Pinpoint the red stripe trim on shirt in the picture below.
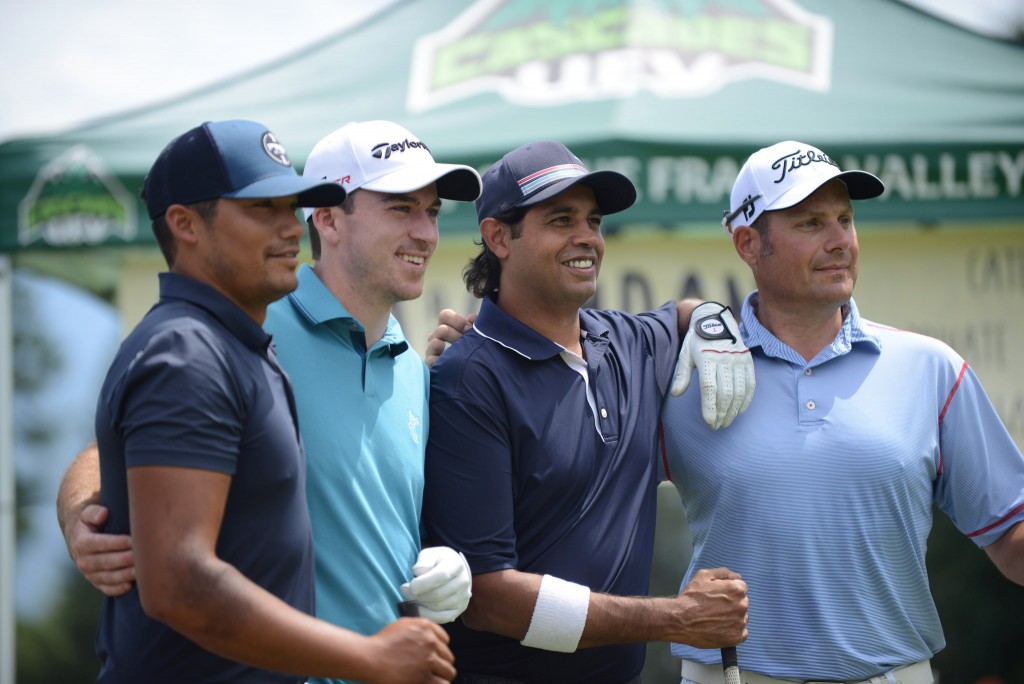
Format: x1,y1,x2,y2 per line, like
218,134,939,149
968,502,1024,538
936,361,969,475
939,361,969,424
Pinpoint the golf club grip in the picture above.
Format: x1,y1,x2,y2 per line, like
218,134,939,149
398,600,420,617
722,646,740,684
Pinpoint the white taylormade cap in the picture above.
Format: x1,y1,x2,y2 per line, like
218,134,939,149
723,140,884,234
301,120,482,219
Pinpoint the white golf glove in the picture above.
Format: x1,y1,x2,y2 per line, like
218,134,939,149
671,302,755,430
399,547,472,624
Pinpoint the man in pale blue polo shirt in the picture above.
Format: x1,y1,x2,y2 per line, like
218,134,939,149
664,141,1024,684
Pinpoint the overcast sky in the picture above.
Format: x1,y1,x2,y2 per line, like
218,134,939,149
0,0,1020,144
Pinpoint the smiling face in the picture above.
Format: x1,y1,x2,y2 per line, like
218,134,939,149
494,182,605,317
745,179,859,317
330,185,440,309
181,196,304,321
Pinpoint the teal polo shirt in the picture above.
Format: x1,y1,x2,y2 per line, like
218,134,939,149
264,264,428,683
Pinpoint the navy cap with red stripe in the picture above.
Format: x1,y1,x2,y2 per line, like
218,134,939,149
475,141,636,223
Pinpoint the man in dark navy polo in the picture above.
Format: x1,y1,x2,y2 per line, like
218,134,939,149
82,119,455,683
422,141,751,684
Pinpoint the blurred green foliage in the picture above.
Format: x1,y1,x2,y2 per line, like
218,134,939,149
17,569,102,683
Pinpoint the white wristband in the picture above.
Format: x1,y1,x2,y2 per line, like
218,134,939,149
520,574,591,653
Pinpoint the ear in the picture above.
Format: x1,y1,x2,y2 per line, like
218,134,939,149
164,204,202,248
480,217,511,259
311,206,342,247
732,224,760,268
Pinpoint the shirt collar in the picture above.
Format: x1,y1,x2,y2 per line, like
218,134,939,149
284,264,409,354
158,272,271,351
740,291,882,365
473,295,611,363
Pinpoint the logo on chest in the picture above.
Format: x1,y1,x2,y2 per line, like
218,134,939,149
408,410,421,445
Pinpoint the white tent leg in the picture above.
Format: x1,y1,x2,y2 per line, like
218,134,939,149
0,254,14,684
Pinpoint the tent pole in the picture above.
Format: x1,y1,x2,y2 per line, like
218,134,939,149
0,254,14,684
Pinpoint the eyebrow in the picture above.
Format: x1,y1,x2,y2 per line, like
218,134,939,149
788,201,855,219
380,193,442,209
539,203,601,217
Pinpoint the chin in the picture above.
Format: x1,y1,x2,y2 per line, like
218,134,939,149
566,289,596,309
394,285,425,303
269,277,299,300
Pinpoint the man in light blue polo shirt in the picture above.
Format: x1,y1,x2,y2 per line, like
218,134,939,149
664,141,1024,684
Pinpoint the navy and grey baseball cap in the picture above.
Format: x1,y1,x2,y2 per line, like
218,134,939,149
475,141,637,223
142,119,347,219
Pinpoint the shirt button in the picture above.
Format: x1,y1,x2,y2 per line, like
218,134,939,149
806,400,816,410
600,408,608,419
804,368,813,376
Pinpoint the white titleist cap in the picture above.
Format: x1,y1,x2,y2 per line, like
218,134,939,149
301,120,482,219
723,140,884,234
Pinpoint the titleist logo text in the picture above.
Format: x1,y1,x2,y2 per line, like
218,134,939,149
770,149,839,184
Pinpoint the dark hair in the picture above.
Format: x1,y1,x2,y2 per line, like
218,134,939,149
753,210,773,257
308,191,356,260
463,207,526,298
150,198,218,267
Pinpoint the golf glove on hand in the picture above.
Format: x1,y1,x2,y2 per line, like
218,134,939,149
671,302,755,430
399,546,472,624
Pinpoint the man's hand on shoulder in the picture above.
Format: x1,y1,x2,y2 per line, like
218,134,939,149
672,302,755,430
425,309,475,368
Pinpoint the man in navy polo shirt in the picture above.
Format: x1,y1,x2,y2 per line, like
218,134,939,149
422,141,752,684
76,119,455,683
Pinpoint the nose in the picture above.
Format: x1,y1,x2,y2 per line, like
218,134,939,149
409,212,440,249
571,218,603,247
279,206,306,241
824,218,853,251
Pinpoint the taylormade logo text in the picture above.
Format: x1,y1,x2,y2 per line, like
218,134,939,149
371,139,430,160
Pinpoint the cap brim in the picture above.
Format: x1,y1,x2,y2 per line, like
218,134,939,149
837,170,885,200
225,174,347,207
362,163,483,202
520,170,637,216
769,169,884,213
